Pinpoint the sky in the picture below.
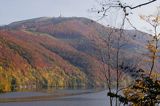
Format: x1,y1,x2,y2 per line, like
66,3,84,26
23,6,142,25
0,0,95,25
0,0,160,33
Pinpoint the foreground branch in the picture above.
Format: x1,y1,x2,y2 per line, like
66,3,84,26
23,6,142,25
124,0,157,10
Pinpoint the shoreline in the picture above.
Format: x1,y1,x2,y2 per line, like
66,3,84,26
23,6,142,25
0,89,104,103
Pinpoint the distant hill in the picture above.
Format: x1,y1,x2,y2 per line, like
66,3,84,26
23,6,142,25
0,17,151,92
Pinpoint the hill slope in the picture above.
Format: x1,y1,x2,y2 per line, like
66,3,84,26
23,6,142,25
0,17,150,92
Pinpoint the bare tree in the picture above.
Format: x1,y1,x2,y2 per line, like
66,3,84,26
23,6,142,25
99,26,114,106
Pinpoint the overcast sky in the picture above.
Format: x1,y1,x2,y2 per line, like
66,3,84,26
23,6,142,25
0,0,95,25
0,0,160,32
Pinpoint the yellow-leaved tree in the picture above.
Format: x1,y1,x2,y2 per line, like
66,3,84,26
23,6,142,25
106,8,160,106
121,10,160,106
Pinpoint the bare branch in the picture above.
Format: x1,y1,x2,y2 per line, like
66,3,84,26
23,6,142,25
97,0,157,17
124,0,157,10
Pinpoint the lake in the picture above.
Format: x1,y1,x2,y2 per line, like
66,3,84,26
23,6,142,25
0,88,111,106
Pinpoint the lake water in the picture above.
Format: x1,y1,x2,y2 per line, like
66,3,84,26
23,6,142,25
0,89,111,106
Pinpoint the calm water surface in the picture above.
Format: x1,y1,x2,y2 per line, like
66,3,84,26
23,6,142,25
0,89,111,106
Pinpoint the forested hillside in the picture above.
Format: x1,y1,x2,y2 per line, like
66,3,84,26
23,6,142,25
0,17,151,92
